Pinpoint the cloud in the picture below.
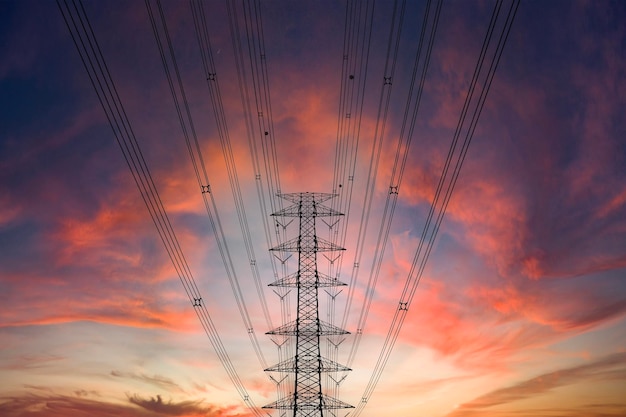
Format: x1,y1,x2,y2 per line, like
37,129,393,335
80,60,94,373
446,352,626,416
0,393,151,417
111,371,184,393
74,389,100,398
378,0,626,287
446,405,626,417
2,3,626,417
0,273,198,332
0,392,250,417
470,272,626,331
352,225,626,373
348,1,626,376
0,354,64,371
128,394,230,416
0,154,211,332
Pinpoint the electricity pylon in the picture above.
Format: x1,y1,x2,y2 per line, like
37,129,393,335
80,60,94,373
264,192,353,416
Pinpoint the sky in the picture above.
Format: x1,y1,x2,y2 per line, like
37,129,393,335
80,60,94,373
1,1,626,416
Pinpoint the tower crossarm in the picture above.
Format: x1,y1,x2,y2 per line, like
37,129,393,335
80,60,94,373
268,270,347,288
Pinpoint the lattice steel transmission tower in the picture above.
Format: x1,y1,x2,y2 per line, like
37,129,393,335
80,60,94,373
263,192,353,417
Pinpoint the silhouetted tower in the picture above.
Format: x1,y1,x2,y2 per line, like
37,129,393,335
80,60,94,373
264,192,353,416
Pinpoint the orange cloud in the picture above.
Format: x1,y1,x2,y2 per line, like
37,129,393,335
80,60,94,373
0,295,198,332
446,352,626,417
0,392,256,417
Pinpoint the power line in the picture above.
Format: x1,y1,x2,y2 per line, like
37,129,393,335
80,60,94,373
345,0,442,369
221,0,296,399
59,1,520,415
56,1,264,414
326,0,377,398
339,0,407,339
145,0,272,371
351,1,520,414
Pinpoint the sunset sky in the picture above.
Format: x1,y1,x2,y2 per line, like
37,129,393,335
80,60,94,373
1,1,626,416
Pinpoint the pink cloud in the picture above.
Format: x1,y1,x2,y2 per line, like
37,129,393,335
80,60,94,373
396,49,624,285
0,296,197,332
346,221,624,373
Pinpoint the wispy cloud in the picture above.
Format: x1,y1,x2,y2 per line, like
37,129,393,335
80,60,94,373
0,354,64,371
0,393,150,417
0,392,251,417
446,352,626,416
128,393,234,416
111,370,184,393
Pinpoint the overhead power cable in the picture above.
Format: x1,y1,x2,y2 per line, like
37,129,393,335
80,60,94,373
222,0,294,397
325,0,377,398
351,1,520,415
224,0,286,226
345,0,442,369
189,0,296,402
56,1,264,415
339,0,407,335
144,0,272,371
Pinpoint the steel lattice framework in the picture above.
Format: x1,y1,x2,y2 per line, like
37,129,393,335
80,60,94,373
264,192,353,416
